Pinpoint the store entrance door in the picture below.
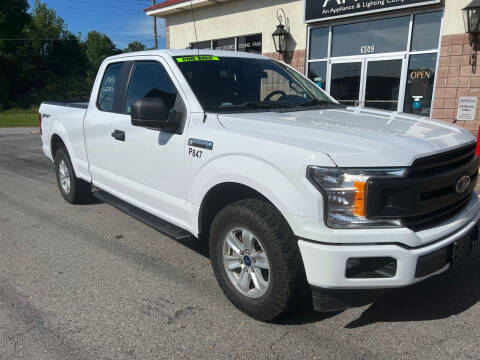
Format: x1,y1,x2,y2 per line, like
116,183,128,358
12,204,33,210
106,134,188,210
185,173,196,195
329,56,405,111
330,60,363,106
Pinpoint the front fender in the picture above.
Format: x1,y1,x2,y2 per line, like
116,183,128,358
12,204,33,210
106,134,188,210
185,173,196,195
189,153,329,219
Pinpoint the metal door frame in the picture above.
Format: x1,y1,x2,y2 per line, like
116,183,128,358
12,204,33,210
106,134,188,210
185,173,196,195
364,54,407,112
328,54,406,111
328,57,366,106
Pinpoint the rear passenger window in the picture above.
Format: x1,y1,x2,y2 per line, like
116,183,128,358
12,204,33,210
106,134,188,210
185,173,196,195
125,61,180,114
98,63,122,112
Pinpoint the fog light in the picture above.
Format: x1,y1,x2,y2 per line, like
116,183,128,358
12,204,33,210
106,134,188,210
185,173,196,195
346,257,397,279
346,258,361,270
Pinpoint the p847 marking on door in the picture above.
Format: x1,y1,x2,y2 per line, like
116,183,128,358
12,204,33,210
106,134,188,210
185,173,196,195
188,148,203,159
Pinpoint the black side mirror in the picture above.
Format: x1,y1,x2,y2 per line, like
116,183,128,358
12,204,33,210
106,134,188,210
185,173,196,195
131,97,179,132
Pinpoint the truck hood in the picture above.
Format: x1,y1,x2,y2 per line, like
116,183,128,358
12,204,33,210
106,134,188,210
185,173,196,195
217,107,476,167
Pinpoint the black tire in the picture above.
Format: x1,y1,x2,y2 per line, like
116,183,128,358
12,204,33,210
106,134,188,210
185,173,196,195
209,199,308,321
54,148,92,204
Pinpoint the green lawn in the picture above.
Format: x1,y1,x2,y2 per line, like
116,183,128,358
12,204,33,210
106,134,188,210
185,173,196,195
0,112,38,128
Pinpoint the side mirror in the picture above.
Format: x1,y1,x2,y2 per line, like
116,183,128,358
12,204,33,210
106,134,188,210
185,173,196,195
131,97,179,132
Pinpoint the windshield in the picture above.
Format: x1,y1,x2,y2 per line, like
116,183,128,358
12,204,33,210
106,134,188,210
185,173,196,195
174,56,338,113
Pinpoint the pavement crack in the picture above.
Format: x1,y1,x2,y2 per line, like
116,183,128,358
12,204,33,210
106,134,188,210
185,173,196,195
167,306,203,325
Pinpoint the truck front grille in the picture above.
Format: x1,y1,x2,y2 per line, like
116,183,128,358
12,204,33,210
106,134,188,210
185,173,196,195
366,143,479,232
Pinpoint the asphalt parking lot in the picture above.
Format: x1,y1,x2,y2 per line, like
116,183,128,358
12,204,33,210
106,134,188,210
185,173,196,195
1,129,480,360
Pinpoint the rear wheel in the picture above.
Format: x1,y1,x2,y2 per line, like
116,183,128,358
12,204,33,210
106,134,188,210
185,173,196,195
209,199,307,321
54,148,91,204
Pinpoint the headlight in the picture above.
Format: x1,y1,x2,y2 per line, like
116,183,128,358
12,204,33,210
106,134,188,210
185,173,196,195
307,166,406,228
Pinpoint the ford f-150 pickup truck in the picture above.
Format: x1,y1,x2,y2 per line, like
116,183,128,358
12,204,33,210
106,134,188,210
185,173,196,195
39,50,480,321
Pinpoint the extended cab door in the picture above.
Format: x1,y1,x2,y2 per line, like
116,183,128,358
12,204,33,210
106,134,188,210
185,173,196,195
108,57,191,229
84,61,131,190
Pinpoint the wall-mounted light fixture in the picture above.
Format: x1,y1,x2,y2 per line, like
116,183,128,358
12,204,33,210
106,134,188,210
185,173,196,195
272,8,290,54
463,0,480,73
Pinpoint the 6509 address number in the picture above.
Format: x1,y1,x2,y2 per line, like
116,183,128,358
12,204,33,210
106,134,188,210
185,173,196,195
360,45,375,54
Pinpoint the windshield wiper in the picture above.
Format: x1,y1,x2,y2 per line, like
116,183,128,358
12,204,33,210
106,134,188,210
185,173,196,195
214,101,293,112
243,101,293,109
300,99,335,107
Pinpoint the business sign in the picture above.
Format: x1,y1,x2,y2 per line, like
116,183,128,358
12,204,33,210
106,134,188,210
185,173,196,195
213,37,235,51
238,34,262,54
305,0,442,23
457,97,477,121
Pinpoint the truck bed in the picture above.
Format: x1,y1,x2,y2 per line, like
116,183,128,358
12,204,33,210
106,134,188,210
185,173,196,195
39,101,89,165
42,101,88,109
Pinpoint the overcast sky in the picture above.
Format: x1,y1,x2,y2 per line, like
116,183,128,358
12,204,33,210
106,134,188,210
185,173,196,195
27,0,166,50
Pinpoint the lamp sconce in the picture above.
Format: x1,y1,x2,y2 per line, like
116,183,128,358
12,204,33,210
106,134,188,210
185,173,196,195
463,0,480,73
272,8,291,54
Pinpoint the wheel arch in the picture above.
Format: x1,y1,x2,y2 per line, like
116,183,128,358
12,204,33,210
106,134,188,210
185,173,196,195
198,182,291,240
50,133,67,158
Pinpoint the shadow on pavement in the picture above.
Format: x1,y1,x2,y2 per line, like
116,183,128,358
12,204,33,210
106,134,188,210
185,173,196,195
346,254,480,328
175,235,210,258
275,296,343,325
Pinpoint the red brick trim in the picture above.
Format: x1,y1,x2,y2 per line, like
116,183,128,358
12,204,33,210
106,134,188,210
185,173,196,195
433,33,480,134
262,49,306,75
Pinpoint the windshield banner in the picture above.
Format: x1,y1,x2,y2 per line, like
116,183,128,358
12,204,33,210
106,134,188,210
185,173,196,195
176,56,220,63
305,0,441,23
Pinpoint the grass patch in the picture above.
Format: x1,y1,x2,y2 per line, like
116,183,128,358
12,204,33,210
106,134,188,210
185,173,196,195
0,111,38,128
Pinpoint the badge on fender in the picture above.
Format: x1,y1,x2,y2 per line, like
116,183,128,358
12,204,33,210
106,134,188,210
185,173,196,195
188,138,213,150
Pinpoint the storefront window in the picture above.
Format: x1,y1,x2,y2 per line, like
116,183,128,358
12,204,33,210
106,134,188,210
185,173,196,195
191,34,262,53
191,41,212,50
309,27,329,60
307,10,442,115
307,61,327,90
213,37,235,51
331,16,410,57
410,12,443,51
403,53,437,116
237,34,262,53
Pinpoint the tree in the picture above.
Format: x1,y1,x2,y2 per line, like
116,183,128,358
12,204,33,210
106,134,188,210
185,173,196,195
21,0,89,103
0,0,31,108
124,41,147,53
85,31,120,81
0,1,120,109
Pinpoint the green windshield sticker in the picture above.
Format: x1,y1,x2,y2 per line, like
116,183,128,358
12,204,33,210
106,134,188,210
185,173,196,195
176,55,220,63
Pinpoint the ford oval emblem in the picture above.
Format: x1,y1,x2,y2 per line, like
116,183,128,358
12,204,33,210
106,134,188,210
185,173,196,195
456,175,471,194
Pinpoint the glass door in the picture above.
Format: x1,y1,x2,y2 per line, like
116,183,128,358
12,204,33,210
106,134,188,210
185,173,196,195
364,58,404,111
328,56,405,111
329,61,363,106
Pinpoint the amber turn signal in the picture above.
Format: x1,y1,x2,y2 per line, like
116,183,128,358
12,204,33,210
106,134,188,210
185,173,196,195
353,181,366,217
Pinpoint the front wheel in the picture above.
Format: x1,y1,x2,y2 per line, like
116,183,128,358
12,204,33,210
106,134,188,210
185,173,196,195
209,199,307,321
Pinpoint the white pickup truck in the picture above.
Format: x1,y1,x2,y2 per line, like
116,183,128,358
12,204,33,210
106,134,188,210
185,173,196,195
39,50,480,321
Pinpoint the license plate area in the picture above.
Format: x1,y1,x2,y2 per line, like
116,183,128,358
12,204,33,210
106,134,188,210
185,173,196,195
415,222,479,278
451,225,479,264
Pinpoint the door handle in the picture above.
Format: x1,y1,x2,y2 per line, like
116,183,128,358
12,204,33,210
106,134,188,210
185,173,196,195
111,130,125,141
